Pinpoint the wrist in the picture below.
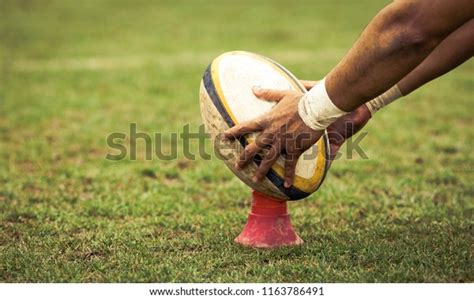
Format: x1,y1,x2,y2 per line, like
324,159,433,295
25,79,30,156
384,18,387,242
298,78,349,131
365,84,403,115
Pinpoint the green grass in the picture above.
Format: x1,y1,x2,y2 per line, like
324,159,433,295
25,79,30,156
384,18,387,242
0,0,473,282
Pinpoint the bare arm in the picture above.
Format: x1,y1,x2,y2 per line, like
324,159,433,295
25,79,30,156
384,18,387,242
302,18,474,96
399,18,474,95
327,0,473,111
323,19,474,162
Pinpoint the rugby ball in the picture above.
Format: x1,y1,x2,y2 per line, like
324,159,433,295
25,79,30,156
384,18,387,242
199,51,329,200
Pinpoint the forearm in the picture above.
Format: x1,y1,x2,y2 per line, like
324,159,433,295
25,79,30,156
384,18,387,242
366,19,474,113
399,19,474,96
325,0,474,112
304,18,473,157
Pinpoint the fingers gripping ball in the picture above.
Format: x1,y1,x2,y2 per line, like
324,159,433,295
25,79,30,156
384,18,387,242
199,51,330,200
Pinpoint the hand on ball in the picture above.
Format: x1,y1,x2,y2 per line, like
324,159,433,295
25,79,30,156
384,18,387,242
223,87,323,188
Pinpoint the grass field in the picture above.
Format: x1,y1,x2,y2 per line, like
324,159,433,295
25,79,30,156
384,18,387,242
1,0,473,282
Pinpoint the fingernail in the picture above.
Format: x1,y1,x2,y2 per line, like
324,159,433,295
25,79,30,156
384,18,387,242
252,176,258,183
284,181,291,188
234,163,241,170
252,86,261,93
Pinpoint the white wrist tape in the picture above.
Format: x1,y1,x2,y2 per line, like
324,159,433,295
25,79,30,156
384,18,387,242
365,85,403,115
298,78,348,131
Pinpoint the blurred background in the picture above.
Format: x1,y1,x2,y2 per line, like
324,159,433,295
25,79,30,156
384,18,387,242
0,0,472,282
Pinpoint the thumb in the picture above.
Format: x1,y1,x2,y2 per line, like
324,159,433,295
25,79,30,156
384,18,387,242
253,87,286,102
